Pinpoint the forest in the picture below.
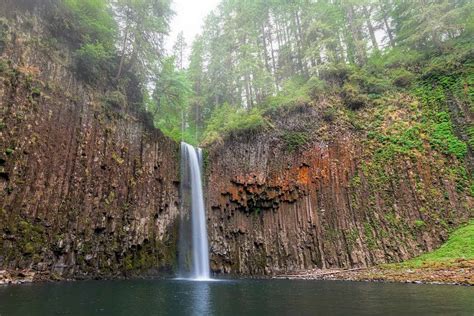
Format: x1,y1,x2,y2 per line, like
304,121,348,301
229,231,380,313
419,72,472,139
51,0,473,146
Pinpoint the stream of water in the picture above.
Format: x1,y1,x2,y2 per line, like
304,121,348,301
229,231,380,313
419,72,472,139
179,142,210,280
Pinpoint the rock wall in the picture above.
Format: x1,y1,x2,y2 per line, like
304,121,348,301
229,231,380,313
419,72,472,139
206,105,473,275
1,1,472,281
0,4,180,279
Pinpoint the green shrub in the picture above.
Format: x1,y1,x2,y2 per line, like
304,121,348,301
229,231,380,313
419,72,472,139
306,76,327,99
62,0,116,47
202,103,266,143
348,68,391,96
319,63,353,85
282,131,309,152
467,126,474,148
414,220,426,229
341,83,369,110
103,90,126,109
430,112,467,159
263,76,311,110
391,68,416,88
49,0,117,83
322,107,337,122
75,43,112,82
422,43,474,80
378,47,424,69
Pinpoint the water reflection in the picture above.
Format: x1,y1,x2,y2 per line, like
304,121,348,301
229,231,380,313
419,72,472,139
190,281,211,316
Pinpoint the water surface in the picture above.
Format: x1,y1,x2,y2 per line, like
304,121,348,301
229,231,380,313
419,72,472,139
0,279,472,315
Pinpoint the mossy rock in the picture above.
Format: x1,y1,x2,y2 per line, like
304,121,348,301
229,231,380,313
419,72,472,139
391,69,415,88
322,107,337,122
341,83,369,110
282,131,309,152
319,63,353,85
23,242,35,255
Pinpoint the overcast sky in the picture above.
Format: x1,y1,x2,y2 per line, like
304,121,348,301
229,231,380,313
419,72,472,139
166,0,220,56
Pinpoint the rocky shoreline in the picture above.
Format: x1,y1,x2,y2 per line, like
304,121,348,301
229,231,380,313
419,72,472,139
3,261,473,287
273,260,474,286
0,270,38,285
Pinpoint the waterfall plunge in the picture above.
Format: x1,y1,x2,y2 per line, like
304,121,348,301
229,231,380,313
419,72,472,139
179,142,211,280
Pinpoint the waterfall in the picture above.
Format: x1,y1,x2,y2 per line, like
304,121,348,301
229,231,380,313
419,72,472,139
179,142,211,280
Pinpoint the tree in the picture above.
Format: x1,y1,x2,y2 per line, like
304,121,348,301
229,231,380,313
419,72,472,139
173,31,187,70
187,36,206,140
392,0,472,50
112,0,173,81
151,57,192,141
59,0,117,82
172,0,473,144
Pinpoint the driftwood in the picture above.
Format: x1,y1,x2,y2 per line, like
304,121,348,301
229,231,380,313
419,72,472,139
274,268,365,279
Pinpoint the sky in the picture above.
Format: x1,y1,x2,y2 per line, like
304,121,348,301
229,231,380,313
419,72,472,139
166,0,220,56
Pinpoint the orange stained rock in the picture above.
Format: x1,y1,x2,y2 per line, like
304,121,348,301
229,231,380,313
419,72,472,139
227,186,241,202
297,166,310,186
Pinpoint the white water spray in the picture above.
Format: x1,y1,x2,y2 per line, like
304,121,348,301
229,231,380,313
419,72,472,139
179,142,210,280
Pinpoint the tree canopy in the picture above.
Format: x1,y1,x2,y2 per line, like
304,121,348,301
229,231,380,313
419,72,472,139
53,0,473,145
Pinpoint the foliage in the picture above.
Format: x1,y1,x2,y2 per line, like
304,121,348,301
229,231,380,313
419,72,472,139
341,83,369,110
430,112,467,159
142,0,473,145
282,131,309,152
202,104,266,144
348,68,391,97
150,57,192,142
16,0,473,152
48,0,172,89
467,126,474,148
414,220,426,229
318,63,353,86
113,0,174,81
390,69,415,88
58,0,117,82
103,90,127,109
262,77,313,110
322,107,337,123
75,43,113,82
393,220,474,268
392,1,474,50
0,18,8,54
62,0,116,47
368,124,424,162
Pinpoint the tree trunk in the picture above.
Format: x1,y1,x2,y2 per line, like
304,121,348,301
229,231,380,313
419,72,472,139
116,12,130,81
345,4,367,65
379,1,395,48
363,5,379,53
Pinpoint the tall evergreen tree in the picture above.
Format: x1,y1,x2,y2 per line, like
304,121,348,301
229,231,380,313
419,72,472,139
173,31,187,70
112,0,173,81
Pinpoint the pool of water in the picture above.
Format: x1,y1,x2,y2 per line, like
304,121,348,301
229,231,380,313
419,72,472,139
0,278,472,315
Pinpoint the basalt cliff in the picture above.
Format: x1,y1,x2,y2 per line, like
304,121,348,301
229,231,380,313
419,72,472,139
206,103,473,275
0,2,180,280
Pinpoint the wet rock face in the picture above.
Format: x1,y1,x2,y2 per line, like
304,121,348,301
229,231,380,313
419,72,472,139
206,109,473,276
0,8,180,278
